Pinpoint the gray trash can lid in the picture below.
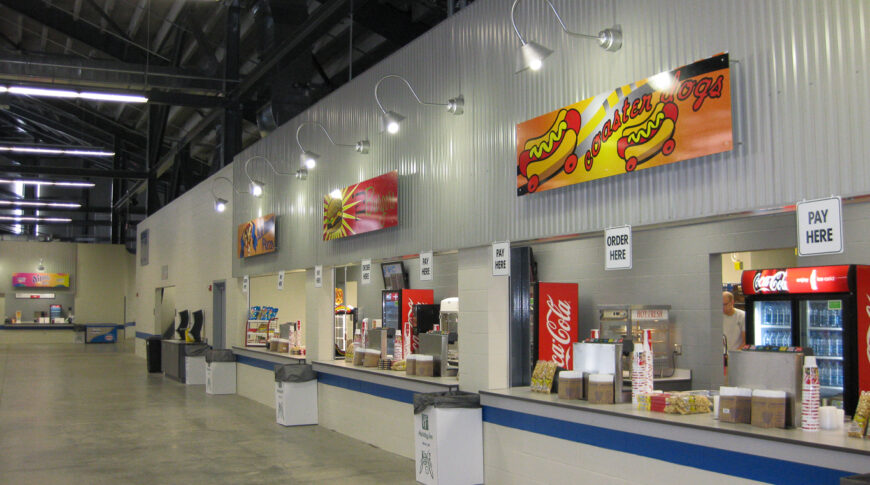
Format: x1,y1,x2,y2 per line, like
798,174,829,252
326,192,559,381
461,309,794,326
146,335,162,341
206,349,235,363
73,324,86,332
413,390,480,414
275,363,316,382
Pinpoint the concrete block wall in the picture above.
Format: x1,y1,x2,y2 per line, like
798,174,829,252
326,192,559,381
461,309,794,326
483,424,762,485
134,165,245,357
458,246,510,393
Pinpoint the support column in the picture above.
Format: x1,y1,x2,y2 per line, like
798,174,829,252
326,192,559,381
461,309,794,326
221,0,242,169
305,266,335,362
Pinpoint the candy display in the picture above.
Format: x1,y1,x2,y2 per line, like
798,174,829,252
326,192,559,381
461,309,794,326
248,306,278,320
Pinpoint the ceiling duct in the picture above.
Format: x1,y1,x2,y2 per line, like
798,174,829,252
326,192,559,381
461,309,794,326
255,0,310,55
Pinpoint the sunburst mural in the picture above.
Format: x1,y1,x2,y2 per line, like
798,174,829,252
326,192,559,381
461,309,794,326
323,183,362,240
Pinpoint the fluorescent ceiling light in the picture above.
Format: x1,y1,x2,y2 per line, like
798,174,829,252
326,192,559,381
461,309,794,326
0,216,72,223
0,200,81,208
0,146,114,157
0,178,95,188
0,85,147,103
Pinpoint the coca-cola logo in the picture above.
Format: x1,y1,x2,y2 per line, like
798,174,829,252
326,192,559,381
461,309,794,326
753,271,789,293
865,294,870,366
545,295,573,369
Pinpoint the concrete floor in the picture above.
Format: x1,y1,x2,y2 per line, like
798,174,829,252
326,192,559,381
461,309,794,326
0,342,415,484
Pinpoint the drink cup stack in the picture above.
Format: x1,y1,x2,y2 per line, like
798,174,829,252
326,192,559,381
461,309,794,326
801,356,820,431
631,343,645,406
643,329,654,393
394,334,404,361
590,329,600,339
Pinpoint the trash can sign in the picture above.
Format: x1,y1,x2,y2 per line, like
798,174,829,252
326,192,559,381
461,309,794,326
415,411,438,483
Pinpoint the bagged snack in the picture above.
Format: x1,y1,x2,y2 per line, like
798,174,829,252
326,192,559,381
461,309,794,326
665,392,713,415
848,391,870,438
530,360,557,393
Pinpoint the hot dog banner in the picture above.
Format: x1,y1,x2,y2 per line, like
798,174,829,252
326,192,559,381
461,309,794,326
323,170,398,241
516,53,732,195
12,272,70,288
238,213,276,258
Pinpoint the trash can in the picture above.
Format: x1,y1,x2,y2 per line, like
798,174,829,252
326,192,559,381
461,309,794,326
146,336,162,373
274,364,317,426
184,345,209,385
413,391,483,485
842,474,870,484
73,324,86,344
206,349,236,395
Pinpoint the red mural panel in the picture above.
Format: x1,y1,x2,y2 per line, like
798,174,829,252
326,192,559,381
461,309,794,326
323,171,398,241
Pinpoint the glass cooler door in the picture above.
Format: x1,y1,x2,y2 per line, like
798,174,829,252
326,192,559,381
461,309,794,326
801,299,844,400
753,300,793,347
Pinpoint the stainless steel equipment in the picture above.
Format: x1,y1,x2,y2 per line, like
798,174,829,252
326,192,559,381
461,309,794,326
572,341,628,402
728,350,804,427
598,304,673,377
440,297,459,374
366,327,395,357
418,333,456,377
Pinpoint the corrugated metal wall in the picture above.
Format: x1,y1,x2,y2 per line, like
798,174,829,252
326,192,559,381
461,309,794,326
233,0,869,276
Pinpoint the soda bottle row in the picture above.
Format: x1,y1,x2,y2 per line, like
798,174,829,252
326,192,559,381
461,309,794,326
819,360,843,387
809,331,842,357
762,330,791,347
762,304,791,327
808,306,842,329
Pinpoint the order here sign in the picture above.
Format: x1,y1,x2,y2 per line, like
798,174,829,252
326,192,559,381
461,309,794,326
797,196,843,257
605,225,632,270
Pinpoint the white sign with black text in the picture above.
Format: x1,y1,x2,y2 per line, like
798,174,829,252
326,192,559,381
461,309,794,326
242,275,249,293
420,251,433,281
277,271,285,290
492,241,510,276
361,259,372,285
605,225,632,270
797,196,843,256
314,265,323,288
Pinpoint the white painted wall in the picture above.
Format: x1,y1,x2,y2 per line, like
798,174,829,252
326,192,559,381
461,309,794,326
134,165,245,357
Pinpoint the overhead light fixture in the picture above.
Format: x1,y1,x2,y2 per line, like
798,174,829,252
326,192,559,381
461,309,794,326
0,85,148,103
0,216,72,223
210,176,241,213
0,178,95,188
37,258,45,272
329,189,342,199
510,0,622,73
374,74,464,135
295,169,308,180
294,121,369,174
0,200,81,208
0,146,114,157
243,155,292,198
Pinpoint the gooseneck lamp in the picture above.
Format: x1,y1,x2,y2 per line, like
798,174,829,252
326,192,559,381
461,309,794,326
294,122,370,175
243,155,291,198
210,176,242,213
374,74,464,135
510,0,622,73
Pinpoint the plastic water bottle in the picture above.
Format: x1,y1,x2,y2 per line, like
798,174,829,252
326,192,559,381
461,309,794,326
764,306,771,325
834,337,842,357
836,364,844,387
820,361,829,386
834,311,842,329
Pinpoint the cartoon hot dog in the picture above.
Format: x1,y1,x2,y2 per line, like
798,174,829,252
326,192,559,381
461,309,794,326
616,101,678,172
518,108,581,193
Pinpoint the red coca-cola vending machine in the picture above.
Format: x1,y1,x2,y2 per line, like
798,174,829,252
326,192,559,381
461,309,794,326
382,289,434,356
742,265,870,414
537,282,579,370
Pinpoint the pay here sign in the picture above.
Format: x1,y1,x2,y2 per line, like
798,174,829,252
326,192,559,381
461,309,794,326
797,196,843,257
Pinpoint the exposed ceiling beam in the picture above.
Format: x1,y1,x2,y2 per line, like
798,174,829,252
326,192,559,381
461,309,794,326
0,164,148,179
0,0,160,64
0,52,231,93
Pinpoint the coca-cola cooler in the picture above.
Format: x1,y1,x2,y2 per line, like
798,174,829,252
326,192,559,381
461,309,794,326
742,265,870,414
537,282,580,370
382,289,434,356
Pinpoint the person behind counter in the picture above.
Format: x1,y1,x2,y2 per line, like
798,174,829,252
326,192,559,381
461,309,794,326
722,291,745,352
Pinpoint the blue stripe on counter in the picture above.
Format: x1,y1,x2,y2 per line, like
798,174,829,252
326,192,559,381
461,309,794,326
235,354,280,371
482,407,852,485
317,372,415,404
125,322,136,327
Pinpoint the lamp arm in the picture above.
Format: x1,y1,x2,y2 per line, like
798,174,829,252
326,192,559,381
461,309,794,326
374,74,448,115
296,122,357,151
510,0,601,44
243,155,290,183
211,176,241,199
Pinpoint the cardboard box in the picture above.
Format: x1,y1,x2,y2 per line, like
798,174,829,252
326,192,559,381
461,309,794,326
751,396,787,428
719,395,751,423
587,375,614,404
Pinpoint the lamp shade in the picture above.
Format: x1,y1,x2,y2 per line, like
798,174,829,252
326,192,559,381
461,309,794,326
516,41,554,73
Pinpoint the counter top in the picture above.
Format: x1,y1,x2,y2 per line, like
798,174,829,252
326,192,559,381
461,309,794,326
232,346,307,364
313,359,459,394
1,324,74,330
481,387,870,456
